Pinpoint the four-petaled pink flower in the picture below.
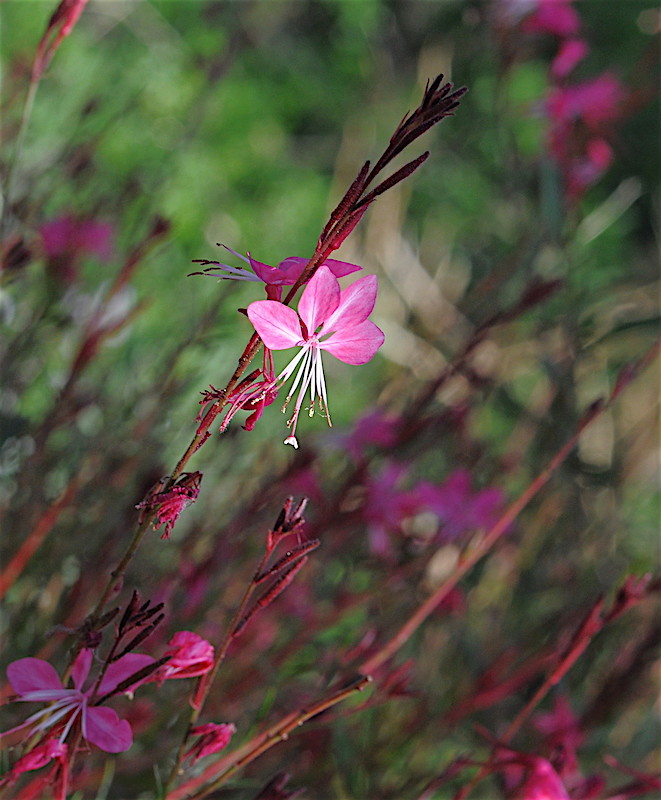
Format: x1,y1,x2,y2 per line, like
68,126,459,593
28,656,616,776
3,649,155,753
184,722,236,763
152,632,214,683
247,265,384,448
193,245,362,299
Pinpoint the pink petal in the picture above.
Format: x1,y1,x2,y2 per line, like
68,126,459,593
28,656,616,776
97,654,156,696
8,659,63,695
321,320,384,365
247,301,303,350
83,706,132,752
321,274,378,334
298,266,340,333
248,255,282,283
71,649,93,690
276,257,309,283
321,258,363,278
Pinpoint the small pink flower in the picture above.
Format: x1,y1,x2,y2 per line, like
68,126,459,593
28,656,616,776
247,265,384,447
184,722,236,763
3,650,155,753
154,632,214,682
193,245,362,300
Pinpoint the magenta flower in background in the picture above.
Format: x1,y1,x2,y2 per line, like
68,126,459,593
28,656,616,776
193,245,363,299
415,469,505,542
337,409,400,461
153,631,214,683
247,265,384,447
3,649,155,753
521,0,580,38
547,73,626,199
363,462,421,558
547,74,625,130
185,722,236,763
40,214,114,282
550,38,589,80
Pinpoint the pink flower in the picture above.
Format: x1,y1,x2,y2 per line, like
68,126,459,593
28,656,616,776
338,409,400,460
0,739,67,787
184,722,236,763
546,73,626,200
362,462,421,558
154,632,214,682
414,470,505,542
3,650,155,753
496,748,571,799
533,695,584,776
550,38,589,80
521,0,580,38
547,74,625,130
40,214,114,282
247,265,384,447
193,245,362,300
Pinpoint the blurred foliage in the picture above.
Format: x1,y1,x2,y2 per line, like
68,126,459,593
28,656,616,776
1,1,659,798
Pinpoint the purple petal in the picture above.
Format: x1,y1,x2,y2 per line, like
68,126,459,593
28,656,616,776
321,258,363,278
321,320,384,365
321,274,378,334
71,649,93,690
247,301,303,350
97,654,156,696
7,659,63,695
83,706,133,752
298,266,340,333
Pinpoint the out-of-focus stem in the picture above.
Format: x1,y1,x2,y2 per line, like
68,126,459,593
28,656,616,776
0,469,82,599
168,676,372,800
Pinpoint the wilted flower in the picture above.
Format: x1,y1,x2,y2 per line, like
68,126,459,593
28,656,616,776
136,472,202,540
247,265,384,447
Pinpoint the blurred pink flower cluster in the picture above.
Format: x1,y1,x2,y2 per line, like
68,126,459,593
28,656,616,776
502,0,627,200
39,213,115,282
362,461,505,559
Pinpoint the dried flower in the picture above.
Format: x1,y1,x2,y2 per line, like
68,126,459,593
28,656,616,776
136,472,202,540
